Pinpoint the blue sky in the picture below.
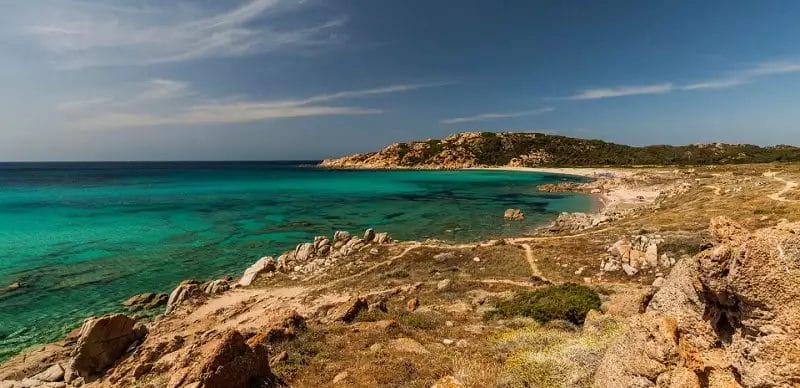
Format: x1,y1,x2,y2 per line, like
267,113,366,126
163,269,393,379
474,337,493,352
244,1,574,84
2,0,800,161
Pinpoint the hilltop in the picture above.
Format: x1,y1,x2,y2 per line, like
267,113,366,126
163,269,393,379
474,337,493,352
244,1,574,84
320,131,800,169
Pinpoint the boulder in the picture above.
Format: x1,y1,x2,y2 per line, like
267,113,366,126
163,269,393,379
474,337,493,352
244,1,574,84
202,279,229,294
621,263,638,276
374,232,391,244
363,228,375,242
166,283,198,314
645,243,659,268
406,297,420,312
503,208,524,220
551,212,596,231
195,330,277,388
239,256,276,286
294,243,315,262
329,297,368,323
70,314,144,378
31,364,64,383
388,338,429,354
333,231,351,243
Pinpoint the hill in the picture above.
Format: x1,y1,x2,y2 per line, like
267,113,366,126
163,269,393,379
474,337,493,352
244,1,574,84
320,131,800,168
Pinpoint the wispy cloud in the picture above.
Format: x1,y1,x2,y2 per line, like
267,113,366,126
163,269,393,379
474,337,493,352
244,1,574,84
27,0,346,68
568,84,674,100
136,79,191,101
440,107,554,124
60,79,446,130
566,59,800,100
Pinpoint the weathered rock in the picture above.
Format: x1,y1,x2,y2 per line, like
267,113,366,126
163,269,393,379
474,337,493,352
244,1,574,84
621,263,638,276
329,297,368,323
31,364,64,383
71,314,144,378
388,338,429,354
594,219,800,387
645,243,659,267
551,212,596,231
122,293,168,309
294,243,315,262
374,232,391,244
437,279,452,290
363,228,375,242
503,208,524,220
406,297,420,312
333,231,351,243
202,279,230,294
332,371,349,385
239,256,276,286
195,330,276,388
166,283,198,314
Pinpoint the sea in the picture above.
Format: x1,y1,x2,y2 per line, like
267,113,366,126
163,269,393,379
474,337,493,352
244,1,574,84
0,161,592,360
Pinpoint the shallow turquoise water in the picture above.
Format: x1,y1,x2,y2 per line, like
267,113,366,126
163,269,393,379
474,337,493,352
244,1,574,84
0,161,591,359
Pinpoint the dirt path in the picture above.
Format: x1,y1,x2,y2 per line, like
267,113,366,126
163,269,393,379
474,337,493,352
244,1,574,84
767,173,799,202
518,243,552,283
316,243,422,290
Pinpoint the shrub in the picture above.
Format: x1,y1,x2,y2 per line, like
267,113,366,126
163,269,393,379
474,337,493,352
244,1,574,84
486,283,601,324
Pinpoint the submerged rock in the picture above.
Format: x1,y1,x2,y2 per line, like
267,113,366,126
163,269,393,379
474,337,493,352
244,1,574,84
503,208,524,220
122,293,168,309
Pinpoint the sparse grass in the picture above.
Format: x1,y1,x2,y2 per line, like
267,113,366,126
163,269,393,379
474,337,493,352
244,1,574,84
492,314,626,388
485,284,601,325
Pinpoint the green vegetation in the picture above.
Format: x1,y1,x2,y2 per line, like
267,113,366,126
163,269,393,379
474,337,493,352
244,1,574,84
358,132,800,167
486,283,601,324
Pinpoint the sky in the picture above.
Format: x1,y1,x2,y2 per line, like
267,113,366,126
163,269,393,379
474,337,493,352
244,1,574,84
2,0,800,161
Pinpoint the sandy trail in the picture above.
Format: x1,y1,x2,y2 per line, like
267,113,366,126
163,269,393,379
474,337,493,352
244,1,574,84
767,173,799,202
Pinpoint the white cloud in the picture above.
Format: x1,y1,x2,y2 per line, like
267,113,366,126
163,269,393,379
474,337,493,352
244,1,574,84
62,80,446,130
27,0,346,68
678,78,748,91
73,105,380,130
566,59,800,100
746,61,800,76
441,107,554,124
56,97,112,112
568,83,674,100
136,79,191,101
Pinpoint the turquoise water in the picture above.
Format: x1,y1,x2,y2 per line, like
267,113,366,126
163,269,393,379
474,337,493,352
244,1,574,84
0,162,591,359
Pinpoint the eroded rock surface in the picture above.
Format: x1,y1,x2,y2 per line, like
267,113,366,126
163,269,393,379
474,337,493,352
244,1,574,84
594,217,800,387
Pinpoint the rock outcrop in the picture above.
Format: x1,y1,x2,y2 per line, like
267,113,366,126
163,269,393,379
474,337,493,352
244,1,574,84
193,330,277,388
594,218,800,387
239,256,276,286
503,208,524,220
70,314,145,379
601,234,673,276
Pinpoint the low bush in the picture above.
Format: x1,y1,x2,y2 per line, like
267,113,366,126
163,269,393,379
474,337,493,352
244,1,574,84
486,283,601,324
